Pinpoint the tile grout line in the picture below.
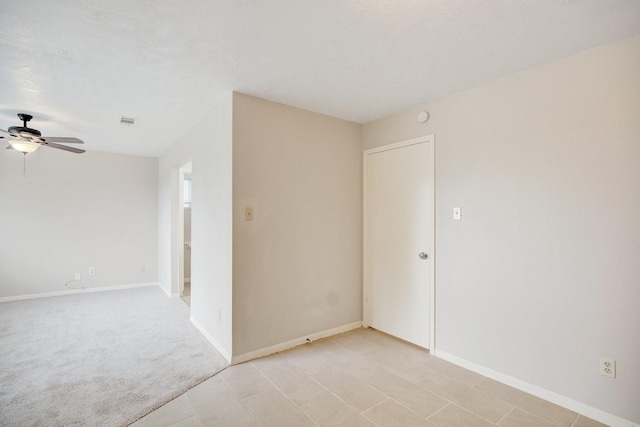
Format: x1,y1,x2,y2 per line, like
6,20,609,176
470,374,487,387
512,404,569,427
359,397,391,427
323,338,390,427
470,381,573,427
355,367,456,421
289,359,380,421
375,392,450,423
278,341,386,425
318,337,463,423
501,405,569,427
219,370,266,427
495,406,517,425
441,401,502,426
426,402,453,423
416,374,518,424
394,370,493,423
186,395,204,427
422,366,484,390
249,360,321,427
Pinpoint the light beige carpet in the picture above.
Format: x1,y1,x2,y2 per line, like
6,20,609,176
0,286,228,427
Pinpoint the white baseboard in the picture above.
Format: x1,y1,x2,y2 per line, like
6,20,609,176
159,284,172,297
434,350,639,427
231,321,363,365
190,316,232,363
0,282,160,303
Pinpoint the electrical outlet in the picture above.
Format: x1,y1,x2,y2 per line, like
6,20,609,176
89,267,95,276
140,264,146,272
600,357,616,378
75,273,81,281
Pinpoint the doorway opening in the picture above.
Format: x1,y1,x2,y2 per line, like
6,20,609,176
178,162,192,306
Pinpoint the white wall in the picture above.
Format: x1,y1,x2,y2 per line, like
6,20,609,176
157,93,233,358
362,34,640,424
232,93,362,356
0,149,158,298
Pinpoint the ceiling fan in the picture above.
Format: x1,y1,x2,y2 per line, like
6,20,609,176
1,113,86,155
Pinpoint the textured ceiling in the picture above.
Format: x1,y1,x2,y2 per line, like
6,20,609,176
1,0,639,157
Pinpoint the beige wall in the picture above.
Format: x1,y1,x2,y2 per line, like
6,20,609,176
363,34,640,424
232,93,363,356
158,93,234,359
0,149,158,298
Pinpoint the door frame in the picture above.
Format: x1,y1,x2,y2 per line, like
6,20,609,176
362,134,436,351
175,162,192,298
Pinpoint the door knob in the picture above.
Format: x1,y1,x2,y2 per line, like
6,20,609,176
418,252,428,260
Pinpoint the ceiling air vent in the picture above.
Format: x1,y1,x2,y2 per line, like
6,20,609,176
120,116,137,126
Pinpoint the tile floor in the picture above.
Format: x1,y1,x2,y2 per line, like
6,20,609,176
131,328,607,427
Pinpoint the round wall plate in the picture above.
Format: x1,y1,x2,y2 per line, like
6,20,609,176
418,111,429,123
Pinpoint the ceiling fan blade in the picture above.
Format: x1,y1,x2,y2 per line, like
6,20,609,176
40,136,85,144
44,142,85,154
0,128,10,135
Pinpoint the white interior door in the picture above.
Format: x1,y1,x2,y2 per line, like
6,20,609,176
364,136,434,349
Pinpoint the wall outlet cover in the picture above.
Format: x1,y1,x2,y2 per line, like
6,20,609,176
600,357,616,378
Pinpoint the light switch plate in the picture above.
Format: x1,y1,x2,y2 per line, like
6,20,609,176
453,207,461,220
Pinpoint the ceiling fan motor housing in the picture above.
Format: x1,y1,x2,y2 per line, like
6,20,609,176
8,114,41,138
8,126,42,138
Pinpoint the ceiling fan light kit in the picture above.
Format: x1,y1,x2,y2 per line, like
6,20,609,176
1,113,86,155
9,140,40,154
